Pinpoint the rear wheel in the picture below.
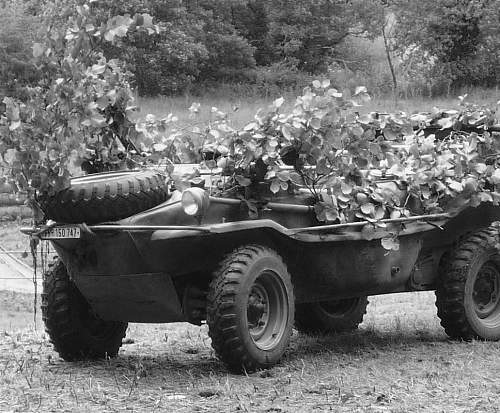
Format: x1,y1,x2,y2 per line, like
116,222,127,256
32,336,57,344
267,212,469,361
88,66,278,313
207,245,294,372
295,297,368,334
42,260,128,360
436,226,500,340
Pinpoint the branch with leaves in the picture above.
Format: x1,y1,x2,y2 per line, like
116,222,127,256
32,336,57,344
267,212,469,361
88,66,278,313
192,82,500,249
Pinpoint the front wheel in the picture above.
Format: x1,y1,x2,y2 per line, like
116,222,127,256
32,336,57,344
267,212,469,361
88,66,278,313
436,226,500,340
207,245,294,372
295,297,368,334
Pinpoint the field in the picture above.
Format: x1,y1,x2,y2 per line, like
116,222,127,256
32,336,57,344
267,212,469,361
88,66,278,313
1,222,500,412
136,87,500,130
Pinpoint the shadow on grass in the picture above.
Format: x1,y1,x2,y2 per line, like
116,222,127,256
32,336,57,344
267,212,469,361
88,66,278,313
288,326,449,357
51,325,451,381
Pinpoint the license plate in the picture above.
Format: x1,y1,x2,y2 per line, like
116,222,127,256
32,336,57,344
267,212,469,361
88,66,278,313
41,226,81,240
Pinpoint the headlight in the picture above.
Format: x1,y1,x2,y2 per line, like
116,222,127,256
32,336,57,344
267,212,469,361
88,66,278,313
181,187,210,217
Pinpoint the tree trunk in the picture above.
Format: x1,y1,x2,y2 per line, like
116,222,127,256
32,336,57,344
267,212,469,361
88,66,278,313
382,18,398,107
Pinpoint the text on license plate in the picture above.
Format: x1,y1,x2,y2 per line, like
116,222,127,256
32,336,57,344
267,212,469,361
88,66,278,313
41,226,81,239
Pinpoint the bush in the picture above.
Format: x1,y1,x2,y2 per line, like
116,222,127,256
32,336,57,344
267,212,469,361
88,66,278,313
252,61,313,97
131,28,208,96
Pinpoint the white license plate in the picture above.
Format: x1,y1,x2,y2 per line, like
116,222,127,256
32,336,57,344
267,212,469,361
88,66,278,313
41,226,81,240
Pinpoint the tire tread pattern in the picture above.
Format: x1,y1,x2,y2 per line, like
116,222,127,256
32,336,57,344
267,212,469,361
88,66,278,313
435,226,499,340
39,170,168,224
42,260,127,360
294,297,368,334
207,245,292,372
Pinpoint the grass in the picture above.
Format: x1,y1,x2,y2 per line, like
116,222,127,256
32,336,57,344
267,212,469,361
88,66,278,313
0,291,499,412
136,94,270,130
136,87,500,130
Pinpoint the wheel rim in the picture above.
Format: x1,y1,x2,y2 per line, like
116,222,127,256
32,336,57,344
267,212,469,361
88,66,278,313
319,298,359,317
472,261,500,322
247,270,289,351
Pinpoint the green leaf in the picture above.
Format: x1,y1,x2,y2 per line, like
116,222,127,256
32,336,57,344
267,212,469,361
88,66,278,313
325,207,338,222
490,169,500,185
390,210,401,219
270,179,281,193
32,43,44,58
479,192,493,203
438,117,454,129
3,149,18,165
316,157,329,175
374,206,385,220
236,175,252,186
289,172,303,186
91,64,107,75
341,182,353,195
8,121,21,131
326,129,342,149
354,86,367,95
381,236,399,251
273,97,285,109
383,127,399,140
350,125,364,137
164,159,175,175
277,170,290,182
448,181,463,192
337,193,350,203
361,224,376,240
314,202,338,222
360,203,375,215
310,118,322,129
244,122,258,131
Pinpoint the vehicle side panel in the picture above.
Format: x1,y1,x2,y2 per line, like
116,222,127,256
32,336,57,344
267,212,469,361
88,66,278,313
51,203,500,323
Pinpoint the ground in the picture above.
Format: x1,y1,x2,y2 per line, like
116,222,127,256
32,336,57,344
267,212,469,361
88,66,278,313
1,211,500,412
0,279,499,411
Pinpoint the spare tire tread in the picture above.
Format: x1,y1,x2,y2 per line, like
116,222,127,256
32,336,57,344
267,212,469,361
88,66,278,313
40,170,168,224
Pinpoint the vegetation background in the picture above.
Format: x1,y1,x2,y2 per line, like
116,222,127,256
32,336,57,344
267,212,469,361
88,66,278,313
1,0,499,101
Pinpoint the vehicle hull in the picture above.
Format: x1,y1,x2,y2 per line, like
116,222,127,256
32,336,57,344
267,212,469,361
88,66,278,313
49,194,500,323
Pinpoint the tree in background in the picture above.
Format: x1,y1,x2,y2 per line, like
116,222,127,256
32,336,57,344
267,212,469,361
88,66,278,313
263,0,384,74
390,0,500,93
94,0,255,95
0,0,41,97
92,0,385,94
1,0,498,97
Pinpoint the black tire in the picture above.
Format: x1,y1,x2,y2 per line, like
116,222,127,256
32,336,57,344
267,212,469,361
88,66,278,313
42,259,128,360
436,226,500,340
39,170,168,224
207,245,294,372
295,297,368,334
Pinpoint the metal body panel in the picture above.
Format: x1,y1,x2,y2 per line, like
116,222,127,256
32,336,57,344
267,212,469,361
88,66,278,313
74,272,183,323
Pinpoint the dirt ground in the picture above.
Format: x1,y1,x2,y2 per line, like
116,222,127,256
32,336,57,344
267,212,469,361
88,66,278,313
1,290,499,413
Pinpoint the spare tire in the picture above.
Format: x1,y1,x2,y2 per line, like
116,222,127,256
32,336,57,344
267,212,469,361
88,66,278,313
39,170,168,224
